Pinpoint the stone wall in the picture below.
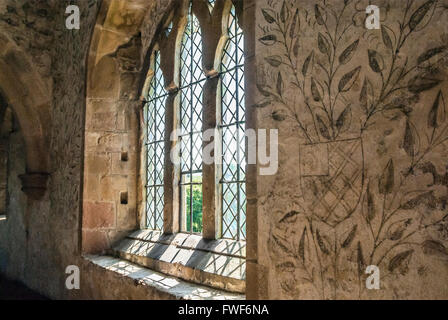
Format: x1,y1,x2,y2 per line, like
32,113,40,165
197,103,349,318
83,0,174,254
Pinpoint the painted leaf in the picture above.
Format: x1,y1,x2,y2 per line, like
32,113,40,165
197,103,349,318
316,229,330,255
261,9,276,24
252,100,271,108
290,9,299,38
360,77,374,113
428,90,445,128
357,241,365,276
368,49,383,73
298,227,307,262
256,83,271,97
401,120,419,157
318,33,330,56
401,191,435,210
336,105,352,133
381,26,393,49
418,46,447,65
311,77,321,101
339,40,359,65
302,51,314,76
272,110,286,121
379,159,394,195
277,72,283,96
280,1,287,23
279,210,301,223
259,34,277,46
388,250,414,272
265,55,282,67
408,75,441,93
272,233,293,255
315,4,325,25
387,220,409,241
408,0,436,31
366,183,375,222
293,38,300,57
341,225,357,248
338,66,361,92
423,240,448,259
316,115,331,140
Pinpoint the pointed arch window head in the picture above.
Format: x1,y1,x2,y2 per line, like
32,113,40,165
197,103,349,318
142,0,246,241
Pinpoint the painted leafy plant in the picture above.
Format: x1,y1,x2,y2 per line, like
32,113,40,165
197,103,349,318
262,0,448,299
257,0,361,143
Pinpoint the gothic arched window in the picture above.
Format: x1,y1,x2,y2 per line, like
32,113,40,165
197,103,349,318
179,8,205,234
142,0,246,241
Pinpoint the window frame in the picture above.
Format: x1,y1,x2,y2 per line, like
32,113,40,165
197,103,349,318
140,0,247,242
143,48,167,231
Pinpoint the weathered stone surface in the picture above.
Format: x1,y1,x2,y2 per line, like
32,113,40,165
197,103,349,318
83,202,116,229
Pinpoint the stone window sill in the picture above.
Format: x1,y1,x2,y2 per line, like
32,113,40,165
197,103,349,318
109,230,246,294
85,255,244,300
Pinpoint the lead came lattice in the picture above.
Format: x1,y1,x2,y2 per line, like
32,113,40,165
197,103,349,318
145,51,166,230
220,6,246,240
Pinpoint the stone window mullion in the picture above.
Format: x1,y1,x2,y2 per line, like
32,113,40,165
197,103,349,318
163,91,180,234
195,0,230,240
156,3,189,234
202,75,222,239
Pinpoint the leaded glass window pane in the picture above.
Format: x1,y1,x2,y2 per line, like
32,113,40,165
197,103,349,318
220,6,246,240
179,6,205,234
144,51,166,230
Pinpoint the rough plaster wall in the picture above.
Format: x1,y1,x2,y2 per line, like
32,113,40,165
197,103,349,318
0,0,101,298
0,0,55,295
0,0,56,80
255,0,448,299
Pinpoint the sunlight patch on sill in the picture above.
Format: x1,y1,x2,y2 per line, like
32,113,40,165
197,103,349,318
110,231,246,293
84,255,244,300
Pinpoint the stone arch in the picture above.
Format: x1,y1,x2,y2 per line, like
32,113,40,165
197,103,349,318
83,0,175,253
0,34,51,199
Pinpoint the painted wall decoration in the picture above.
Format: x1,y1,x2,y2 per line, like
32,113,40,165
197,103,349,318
257,0,448,299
